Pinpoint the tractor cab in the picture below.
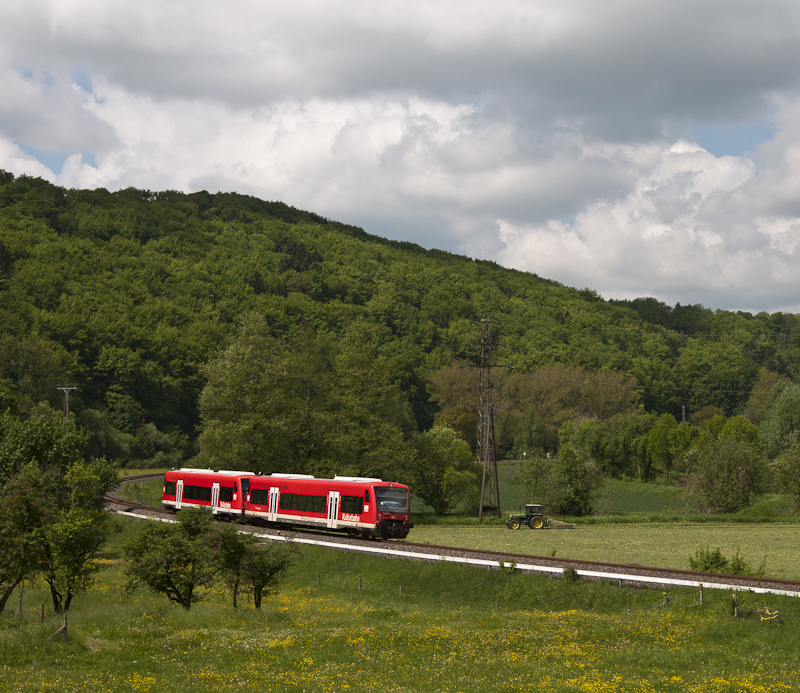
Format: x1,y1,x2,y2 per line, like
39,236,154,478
506,503,548,530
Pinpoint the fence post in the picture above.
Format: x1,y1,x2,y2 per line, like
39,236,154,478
733,592,738,619
699,585,703,605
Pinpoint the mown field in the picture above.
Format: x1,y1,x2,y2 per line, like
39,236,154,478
411,523,800,580
2,515,800,693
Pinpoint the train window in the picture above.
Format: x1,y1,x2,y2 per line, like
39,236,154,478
164,481,176,496
374,487,408,513
220,486,234,503
250,488,269,505
340,496,364,514
279,493,326,514
182,485,212,502
365,490,370,503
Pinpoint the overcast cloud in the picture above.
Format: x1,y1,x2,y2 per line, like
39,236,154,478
2,0,800,312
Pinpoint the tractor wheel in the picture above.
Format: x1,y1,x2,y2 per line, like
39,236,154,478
509,520,521,530
530,517,544,529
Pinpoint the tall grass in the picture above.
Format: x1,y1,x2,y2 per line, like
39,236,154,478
2,516,800,692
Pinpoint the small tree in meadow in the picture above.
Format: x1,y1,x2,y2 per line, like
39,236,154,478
242,541,299,609
124,508,218,611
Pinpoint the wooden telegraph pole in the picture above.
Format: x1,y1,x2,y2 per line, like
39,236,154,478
56,384,78,420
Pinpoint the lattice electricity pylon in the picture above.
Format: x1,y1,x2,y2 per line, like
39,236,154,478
461,315,512,520
476,315,501,521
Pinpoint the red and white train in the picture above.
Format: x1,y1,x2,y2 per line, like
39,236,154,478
161,468,413,539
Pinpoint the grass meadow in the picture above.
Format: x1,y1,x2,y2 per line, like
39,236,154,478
2,515,800,693
412,523,800,580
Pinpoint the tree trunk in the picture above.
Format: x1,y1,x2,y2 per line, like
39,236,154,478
0,575,24,615
49,581,63,614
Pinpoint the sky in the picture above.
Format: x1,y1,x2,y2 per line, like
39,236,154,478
2,0,800,314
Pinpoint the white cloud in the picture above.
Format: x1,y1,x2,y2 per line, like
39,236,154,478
0,136,54,178
2,0,800,311
493,137,800,311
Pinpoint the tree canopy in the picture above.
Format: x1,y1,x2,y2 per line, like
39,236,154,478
3,171,797,472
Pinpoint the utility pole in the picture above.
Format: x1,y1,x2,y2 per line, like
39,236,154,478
56,384,77,420
462,315,511,521
476,315,501,521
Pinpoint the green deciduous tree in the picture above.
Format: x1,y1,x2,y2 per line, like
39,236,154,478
760,381,800,459
720,415,763,453
685,437,766,514
0,455,114,614
511,408,546,459
520,444,604,517
40,507,107,613
241,541,299,609
0,404,114,613
198,313,291,473
124,508,218,611
0,463,48,614
407,425,478,515
125,509,297,610
283,326,337,475
0,403,87,483
0,334,77,416
775,443,800,512
646,414,679,483
329,318,415,478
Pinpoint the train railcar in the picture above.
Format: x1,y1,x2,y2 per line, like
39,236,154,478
162,468,255,517
246,473,413,539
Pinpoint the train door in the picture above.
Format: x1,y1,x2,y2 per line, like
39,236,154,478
268,486,280,522
211,483,220,514
240,478,250,515
327,490,340,529
176,479,184,509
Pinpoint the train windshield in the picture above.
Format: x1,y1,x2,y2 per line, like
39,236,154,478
374,487,408,513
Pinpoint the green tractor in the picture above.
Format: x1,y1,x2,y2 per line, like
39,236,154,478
506,504,549,530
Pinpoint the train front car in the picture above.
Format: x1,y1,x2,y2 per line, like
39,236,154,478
369,481,413,539
162,468,254,517
244,474,413,539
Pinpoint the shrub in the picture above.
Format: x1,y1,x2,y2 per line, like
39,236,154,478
688,546,765,577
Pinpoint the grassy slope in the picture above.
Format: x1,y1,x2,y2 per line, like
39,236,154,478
1,516,799,693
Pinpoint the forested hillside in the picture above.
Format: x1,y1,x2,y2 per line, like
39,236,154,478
2,170,800,484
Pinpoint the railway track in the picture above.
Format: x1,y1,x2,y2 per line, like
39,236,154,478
110,474,800,597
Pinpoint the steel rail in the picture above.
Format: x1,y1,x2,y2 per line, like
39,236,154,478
111,475,800,598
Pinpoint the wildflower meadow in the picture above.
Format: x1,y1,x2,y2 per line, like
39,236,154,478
2,516,800,692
